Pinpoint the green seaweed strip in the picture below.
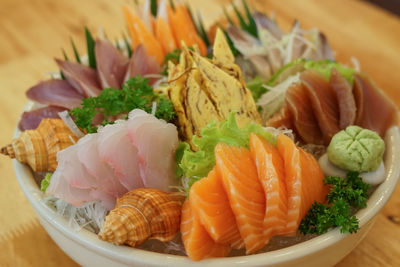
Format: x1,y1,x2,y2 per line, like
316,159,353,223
123,34,132,58
232,2,249,32
61,48,69,61
169,0,175,10
242,0,258,38
85,26,97,69
223,7,235,25
151,0,158,16
115,39,121,51
70,37,81,64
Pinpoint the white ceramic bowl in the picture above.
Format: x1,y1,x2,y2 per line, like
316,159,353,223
13,120,400,267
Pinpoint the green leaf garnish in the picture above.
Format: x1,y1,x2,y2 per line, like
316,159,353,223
177,112,275,191
70,37,81,64
85,26,97,69
299,172,370,235
247,76,267,101
151,0,158,17
123,34,133,58
70,76,175,133
40,173,52,193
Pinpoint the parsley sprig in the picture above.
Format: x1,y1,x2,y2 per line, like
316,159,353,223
70,76,175,133
299,172,370,235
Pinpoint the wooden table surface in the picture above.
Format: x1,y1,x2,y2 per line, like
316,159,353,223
0,0,399,266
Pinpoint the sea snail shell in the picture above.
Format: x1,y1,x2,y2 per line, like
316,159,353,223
1,118,78,172
98,188,184,247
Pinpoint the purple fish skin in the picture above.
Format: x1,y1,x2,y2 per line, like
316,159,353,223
95,39,129,89
55,59,102,97
18,106,67,131
26,79,84,110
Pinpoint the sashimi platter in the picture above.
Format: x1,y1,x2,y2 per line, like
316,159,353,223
2,0,399,264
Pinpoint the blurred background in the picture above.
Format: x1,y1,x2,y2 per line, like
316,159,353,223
0,0,399,266
366,0,400,15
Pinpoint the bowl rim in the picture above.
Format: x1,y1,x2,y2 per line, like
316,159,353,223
13,102,400,266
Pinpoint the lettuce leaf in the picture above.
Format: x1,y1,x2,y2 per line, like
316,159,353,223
41,173,52,193
304,60,356,85
247,76,267,102
178,112,275,190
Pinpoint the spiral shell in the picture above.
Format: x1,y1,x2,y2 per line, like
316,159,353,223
98,188,184,247
1,118,78,172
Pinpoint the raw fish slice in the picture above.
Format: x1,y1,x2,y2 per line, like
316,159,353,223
276,134,303,236
215,143,266,254
18,106,67,131
126,109,179,191
353,73,399,137
286,83,323,145
26,80,84,110
181,201,231,261
266,103,293,130
46,145,97,207
95,39,129,89
56,145,97,189
301,70,340,144
300,149,328,204
316,33,334,60
329,68,356,129
253,11,283,40
286,21,306,63
226,26,265,57
276,134,327,235
249,133,288,240
248,55,272,80
124,45,162,86
46,171,94,207
189,168,244,249
55,59,101,97
77,133,126,198
97,120,143,191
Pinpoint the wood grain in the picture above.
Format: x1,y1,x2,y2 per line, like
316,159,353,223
0,0,399,266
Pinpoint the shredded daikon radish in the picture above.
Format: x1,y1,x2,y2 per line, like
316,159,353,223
58,110,85,138
43,196,107,233
257,74,300,122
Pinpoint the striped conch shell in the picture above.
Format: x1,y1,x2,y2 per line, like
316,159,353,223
98,188,184,247
1,118,78,172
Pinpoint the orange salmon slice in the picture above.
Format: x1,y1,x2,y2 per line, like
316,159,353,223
215,143,266,254
180,201,231,261
249,133,288,241
189,168,244,249
276,134,327,235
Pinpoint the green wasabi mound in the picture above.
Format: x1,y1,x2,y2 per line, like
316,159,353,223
327,126,385,172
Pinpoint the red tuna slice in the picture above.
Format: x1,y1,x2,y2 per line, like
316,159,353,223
286,83,324,145
329,68,356,129
26,79,84,110
266,103,293,130
95,39,129,89
301,69,340,145
124,45,162,86
353,73,399,137
18,106,67,131
56,59,102,97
